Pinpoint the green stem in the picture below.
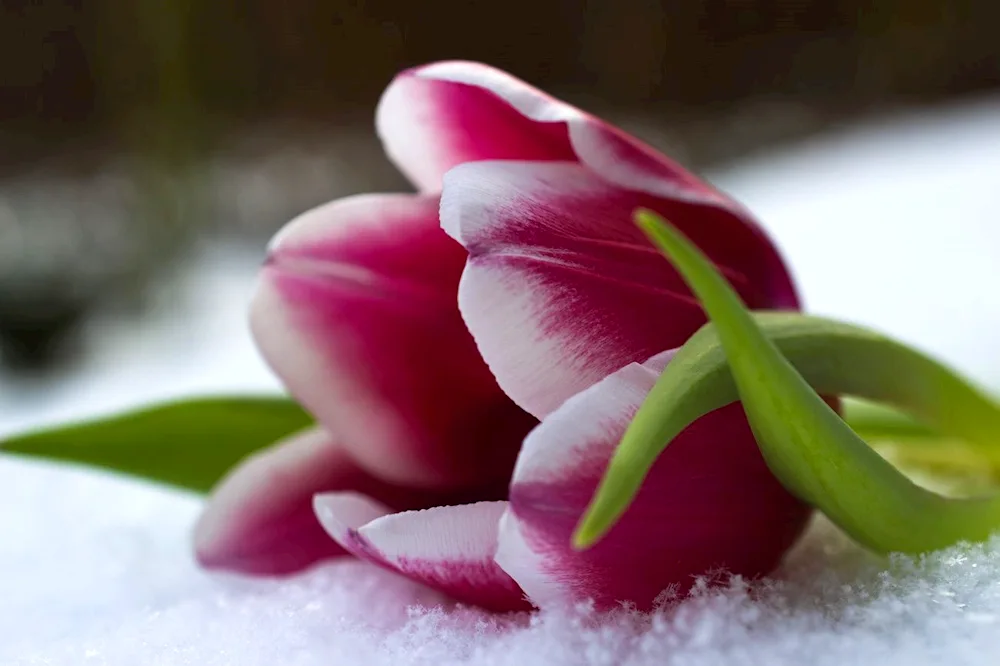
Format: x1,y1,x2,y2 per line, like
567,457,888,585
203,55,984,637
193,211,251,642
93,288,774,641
573,313,1000,547
574,209,1000,555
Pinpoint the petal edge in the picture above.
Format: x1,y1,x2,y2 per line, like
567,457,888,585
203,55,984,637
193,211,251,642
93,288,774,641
315,493,531,612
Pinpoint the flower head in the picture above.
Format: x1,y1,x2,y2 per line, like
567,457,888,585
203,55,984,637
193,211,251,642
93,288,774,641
194,61,809,611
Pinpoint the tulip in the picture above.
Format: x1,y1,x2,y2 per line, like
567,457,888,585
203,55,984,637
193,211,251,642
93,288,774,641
194,61,810,611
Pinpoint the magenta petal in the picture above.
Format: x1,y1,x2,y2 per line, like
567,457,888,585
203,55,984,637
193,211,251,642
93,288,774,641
494,351,811,611
377,60,744,208
252,193,534,488
376,61,576,192
194,425,517,576
440,160,798,418
314,493,531,612
194,427,366,575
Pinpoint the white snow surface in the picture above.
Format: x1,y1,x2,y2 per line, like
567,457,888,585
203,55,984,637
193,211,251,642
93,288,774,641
2,97,1000,664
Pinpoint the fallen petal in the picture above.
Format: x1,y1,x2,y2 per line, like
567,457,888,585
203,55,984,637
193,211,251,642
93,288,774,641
494,351,811,610
314,493,531,612
252,192,534,488
441,160,797,418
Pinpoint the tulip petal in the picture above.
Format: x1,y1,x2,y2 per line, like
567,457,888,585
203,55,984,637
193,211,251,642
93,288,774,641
441,160,797,417
376,61,576,193
376,60,733,207
314,493,531,612
494,351,810,611
193,427,367,575
252,193,535,488
194,426,512,576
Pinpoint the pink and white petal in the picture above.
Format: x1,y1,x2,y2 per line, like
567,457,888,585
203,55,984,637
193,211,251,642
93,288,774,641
440,160,797,418
194,427,348,575
253,192,535,489
194,427,504,576
314,493,531,612
376,62,576,193
494,352,811,611
376,60,734,207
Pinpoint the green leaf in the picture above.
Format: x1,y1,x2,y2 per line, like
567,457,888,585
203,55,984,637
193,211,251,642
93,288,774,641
574,209,1000,554
1,397,314,493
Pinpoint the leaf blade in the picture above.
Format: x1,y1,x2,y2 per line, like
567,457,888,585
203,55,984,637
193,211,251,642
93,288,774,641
1,396,314,493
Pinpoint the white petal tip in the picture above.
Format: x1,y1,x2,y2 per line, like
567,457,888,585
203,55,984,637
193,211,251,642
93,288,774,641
313,492,392,545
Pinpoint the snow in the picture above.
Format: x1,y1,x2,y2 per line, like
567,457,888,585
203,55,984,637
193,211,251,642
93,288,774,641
2,96,1000,664
5,460,1000,666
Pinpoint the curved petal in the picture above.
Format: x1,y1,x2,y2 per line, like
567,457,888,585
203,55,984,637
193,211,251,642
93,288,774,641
494,351,811,611
194,427,347,575
376,60,735,207
376,61,575,193
193,427,390,575
194,427,512,576
314,493,531,612
252,193,535,488
440,161,798,418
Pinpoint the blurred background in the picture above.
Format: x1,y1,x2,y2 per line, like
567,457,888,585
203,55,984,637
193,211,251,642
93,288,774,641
1,0,999,429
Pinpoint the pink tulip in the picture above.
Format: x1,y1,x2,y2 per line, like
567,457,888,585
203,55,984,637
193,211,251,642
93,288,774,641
194,61,811,612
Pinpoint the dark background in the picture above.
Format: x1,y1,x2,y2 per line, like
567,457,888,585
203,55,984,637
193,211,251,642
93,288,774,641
1,0,999,371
